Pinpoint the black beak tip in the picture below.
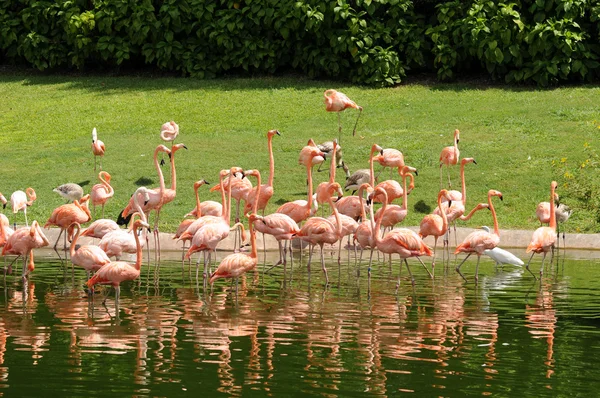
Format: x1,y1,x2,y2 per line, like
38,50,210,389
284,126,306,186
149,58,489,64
205,180,210,185
414,170,419,176
380,150,384,155
2,204,5,209
183,145,188,150
160,159,165,166
473,160,478,165
499,195,504,201
144,200,149,206
276,130,281,136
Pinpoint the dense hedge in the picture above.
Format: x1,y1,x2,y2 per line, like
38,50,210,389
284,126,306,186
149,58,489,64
1,0,599,86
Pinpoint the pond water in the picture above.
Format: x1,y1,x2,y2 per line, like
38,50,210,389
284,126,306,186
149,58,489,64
0,249,599,396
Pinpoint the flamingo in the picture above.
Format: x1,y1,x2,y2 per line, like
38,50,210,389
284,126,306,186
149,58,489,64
335,144,383,219
99,189,149,260
53,183,84,203
2,221,49,277
374,166,416,229
244,129,280,215
209,213,260,292
328,190,358,268
294,182,344,284
184,179,222,218
86,218,150,311
160,121,179,165
69,222,111,279
352,183,375,276
81,218,120,239
44,194,91,250
373,147,404,180
90,171,114,219
373,166,416,204
370,187,433,287
0,192,6,209
344,169,371,194
10,188,36,227
316,139,340,214
316,139,350,178
455,189,504,283
253,213,300,271
419,189,453,274
323,89,363,142
526,181,558,280
211,168,252,225
276,148,325,223
440,129,460,188
91,127,105,171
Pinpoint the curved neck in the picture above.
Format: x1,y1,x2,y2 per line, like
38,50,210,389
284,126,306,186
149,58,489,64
488,193,499,236
549,185,557,230
454,132,459,148
246,220,257,259
194,184,202,218
373,189,388,245
218,174,227,223
306,164,314,211
253,173,262,214
100,173,114,196
326,194,342,237
460,162,467,205
226,173,234,225
401,173,409,211
70,224,80,258
170,147,177,191
267,135,275,187
74,200,91,220
357,185,367,220
438,192,449,231
133,191,148,223
133,223,143,271
329,145,337,184
154,147,166,198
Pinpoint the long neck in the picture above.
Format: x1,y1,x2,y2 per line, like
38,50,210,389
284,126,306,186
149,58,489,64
194,184,202,218
438,193,448,231
549,185,557,230
306,164,313,210
327,194,342,237
154,148,166,197
373,190,388,245
460,162,467,205
226,174,233,225
329,145,336,183
267,135,275,187
170,148,177,191
253,173,262,214
133,192,148,223
401,173,409,211
248,220,257,259
454,132,459,148
369,149,376,187
489,193,499,236
70,224,80,258
133,223,143,271
219,174,227,223
101,174,114,196
357,185,367,220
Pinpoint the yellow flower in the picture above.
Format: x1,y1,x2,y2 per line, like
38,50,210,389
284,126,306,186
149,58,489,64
561,157,567,163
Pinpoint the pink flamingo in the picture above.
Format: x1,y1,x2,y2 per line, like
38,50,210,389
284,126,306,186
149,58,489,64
44,194,91,250
276,148,325,223
352,183,375,276
81,218,120,239
2,221,49,277
418,189,453,273
439,129,460,188
209,213,260,293
316,139,339,214
455,189,504,283
69,222,111,279
373,147,404,180
86,218,149,310
372,167,415,204
244,129,280,215
210,169,252,224
526,181,558,280
91,127,105,171
370,187,433,287
160,121,179,142
294,182,344,284
323,89,363,141
185,179,222,218
535,191,560,225
328,188,358,268
333,144,382,220
10,188,36,227
90,171,114,219
374,166,416,229
254,213,300,271
0,192,6,210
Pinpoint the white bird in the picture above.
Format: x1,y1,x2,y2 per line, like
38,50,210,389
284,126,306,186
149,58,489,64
54,183,84,203
480,226,524,266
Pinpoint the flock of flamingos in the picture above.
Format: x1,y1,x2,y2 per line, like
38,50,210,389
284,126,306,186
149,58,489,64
0,89,568,307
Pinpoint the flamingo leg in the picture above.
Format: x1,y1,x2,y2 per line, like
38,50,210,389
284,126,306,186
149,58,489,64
53,228,64,250
101,204,105,219
357,248,364,277
432,237,438,274
306,244,314,276
455,253,472,282
439,164,443,190
416,256,433,279
446,165,452,189
539,252,548,278
115,285,120,315
337,112,342,144
320,245,329,285
525,252,537,280
367,247,375,280
474,255,481,284
94,156,97,172
24,210,28,228
351,107,362,136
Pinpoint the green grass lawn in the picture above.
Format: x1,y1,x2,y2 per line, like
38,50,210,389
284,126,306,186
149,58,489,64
1,69,598,233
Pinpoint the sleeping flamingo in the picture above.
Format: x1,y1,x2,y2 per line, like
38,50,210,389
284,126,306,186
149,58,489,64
455,189,504,283
69,222,111,279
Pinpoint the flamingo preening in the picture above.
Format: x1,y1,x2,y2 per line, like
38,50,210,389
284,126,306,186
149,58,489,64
91,127,105,171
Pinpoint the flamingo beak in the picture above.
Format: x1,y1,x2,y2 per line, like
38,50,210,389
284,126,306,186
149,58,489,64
2,204,5,209
276,130,281,136
499,195,504,201
204,180,210,185
473,160,478,165
414,170,419,177
183,145,188,150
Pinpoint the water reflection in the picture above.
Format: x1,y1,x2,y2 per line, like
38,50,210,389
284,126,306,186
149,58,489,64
0,255,597,396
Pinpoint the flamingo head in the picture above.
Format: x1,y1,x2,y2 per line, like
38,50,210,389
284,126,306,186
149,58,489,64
0,193,6,208
26,187,36,202
461,157,476,166
101,171,112,183
267,129,281,138
371,144,382,154
488,190,503,201
230,167,245,179
194,179,209,190
454,129,460,143
243,169,260,179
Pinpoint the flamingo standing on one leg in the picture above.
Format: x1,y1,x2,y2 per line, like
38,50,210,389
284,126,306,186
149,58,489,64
160,121,179,165
439,129,460,189
294,182,344,284
44,194,92,250
373,147,404,180
69,222,111,279
526,181,558,280
2,221,49,277
10,188,36,228
419,189,453,275
92,127,105,172
323,89,363,142
455,189,504,283
86,218,150,312
90,171,114,219
370,188,433,288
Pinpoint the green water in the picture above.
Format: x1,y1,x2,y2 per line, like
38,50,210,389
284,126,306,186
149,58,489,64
0,251,599,397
